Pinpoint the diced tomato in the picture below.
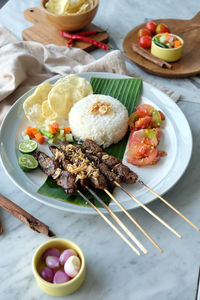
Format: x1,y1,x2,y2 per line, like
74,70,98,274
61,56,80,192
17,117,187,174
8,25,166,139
129,104,165,131
127,103,166,167
129,129,159,148
126,128,164,167
137,110,148,118
128,112,139,130
127,145,158,166
155,127,162,138
134,116,153,130
136,104,154,116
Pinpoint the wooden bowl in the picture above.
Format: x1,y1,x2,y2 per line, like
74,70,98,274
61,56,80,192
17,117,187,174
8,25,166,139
40,0,99,31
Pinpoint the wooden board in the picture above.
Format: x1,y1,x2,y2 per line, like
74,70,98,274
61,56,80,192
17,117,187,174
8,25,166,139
123,12,200,78
22,7,109,52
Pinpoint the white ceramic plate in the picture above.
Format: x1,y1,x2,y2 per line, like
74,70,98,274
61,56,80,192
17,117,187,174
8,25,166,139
0,72,193,214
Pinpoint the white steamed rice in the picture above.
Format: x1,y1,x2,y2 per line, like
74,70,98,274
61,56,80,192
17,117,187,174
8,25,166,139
68,94,129,148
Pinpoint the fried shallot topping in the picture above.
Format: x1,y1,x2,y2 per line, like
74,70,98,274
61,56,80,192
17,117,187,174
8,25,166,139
61,144,101,182
88,99,113,115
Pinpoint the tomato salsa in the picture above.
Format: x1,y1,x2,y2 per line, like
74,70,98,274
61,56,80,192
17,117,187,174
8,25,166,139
126,104,167,167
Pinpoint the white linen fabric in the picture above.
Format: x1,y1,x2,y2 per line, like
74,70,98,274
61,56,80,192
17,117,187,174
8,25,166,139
0,25,180,123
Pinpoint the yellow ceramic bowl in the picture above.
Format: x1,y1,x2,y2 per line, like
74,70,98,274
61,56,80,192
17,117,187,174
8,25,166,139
151,34,184,62
32,238,86,297
40,0,99,31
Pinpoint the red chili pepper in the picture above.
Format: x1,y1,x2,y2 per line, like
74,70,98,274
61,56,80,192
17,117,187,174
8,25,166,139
60,30,110,51
66,38,73,48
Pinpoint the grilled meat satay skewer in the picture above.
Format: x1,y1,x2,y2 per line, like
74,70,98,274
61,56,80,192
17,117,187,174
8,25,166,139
82,139,199,231
50,148,163,252
36,150,141,256
49,146,147,254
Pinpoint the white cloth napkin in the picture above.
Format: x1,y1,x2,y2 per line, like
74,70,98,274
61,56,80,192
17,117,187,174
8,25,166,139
0,25,180,123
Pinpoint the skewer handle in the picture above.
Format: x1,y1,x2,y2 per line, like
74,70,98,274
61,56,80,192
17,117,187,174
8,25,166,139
114,181,182,239
87,188,147,254
77,190,140,256
138,180,200,231
104,189,163,253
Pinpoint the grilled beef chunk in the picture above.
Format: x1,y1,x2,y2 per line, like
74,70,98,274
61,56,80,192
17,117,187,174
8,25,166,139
85,153,120,184
36,151,77,194
82,139,120,167
99,163,121,183
60,144,107,190
100,152,121,168
82,139,138,184
82,139,102,154
56,171,77,194
112,164,138,184
36,151,59,176
89,174,107,190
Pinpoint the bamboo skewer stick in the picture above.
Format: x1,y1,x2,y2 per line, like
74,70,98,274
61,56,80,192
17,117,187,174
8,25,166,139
114,181,182,239
77,190,140,256
138,180,200,231
87,187,147,254
104,188,163,253
0,194,55,237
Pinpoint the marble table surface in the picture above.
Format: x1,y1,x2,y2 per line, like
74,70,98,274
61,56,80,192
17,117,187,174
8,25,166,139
0,1,200,300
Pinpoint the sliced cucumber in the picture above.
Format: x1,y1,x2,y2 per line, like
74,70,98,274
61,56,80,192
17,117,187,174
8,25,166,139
65,133,74,142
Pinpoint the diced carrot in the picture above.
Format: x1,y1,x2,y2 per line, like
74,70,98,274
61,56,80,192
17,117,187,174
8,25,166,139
49,125,57,134
31,128,38,136
25,126,35,138
64,126,71,133
174,40,181,48
52,122,59,130
35,133,45,144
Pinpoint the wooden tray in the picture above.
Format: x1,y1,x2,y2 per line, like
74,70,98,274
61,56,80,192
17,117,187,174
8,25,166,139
22,7,109,52
123,12,200,78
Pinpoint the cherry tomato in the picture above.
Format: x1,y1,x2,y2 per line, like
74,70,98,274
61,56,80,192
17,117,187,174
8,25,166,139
145,21,157,33
139,36,152,49
155,23,170,34
138,28,152,38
